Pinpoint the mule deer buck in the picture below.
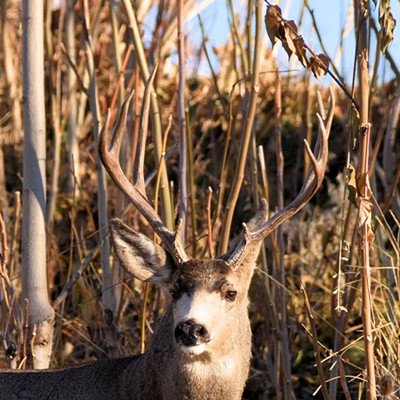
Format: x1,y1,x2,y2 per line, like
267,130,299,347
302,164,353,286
0,89,334,399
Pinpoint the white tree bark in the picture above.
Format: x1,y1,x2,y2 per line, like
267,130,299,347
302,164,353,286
66,0,81,194
22,0,54,369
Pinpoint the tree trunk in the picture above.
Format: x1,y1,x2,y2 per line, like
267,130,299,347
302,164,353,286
22,0,55,369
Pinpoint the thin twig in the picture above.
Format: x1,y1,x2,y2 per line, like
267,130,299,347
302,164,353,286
140,282,150,354
121,0,173,229
304,0,344,83
0,210,10,311
207,187,214,258
109,44,133,115
197,15,226,109
53,237,105,311
257,146,269,203
219,0,263,254
139,115,174,353
22,299,29,368
109,0,125,109
301,283,330,400
59,42,89,96
274,71,294,399
82,0,115,312
357,9,376,394
177,0,188,245
186,109,197,257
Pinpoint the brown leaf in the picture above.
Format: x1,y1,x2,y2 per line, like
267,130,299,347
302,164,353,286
294,36,308,68
286,20,298,35
379,0,390,15
309,54,329,79
379,6,396,53
265,5,283,47
347,164,358,206
279,20,298,59
358,198,375,245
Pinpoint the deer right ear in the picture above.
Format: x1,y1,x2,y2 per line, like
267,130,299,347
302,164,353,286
110,218,175,284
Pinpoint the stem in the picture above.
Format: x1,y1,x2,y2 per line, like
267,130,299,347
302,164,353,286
139,115,173,354
44,0,63,230
140,282,150,354
257,146,269,203
207,187,214,258
186,109,197,257
227,0,249,76
66,0,80,194
301,284,329,400
219,0,262,254
177,0,187,244
121,0,173,230
212,83,236,243
110,0,124,107
2,0,23,143
82,1,114,313
305,1,344,83
274,72,293,399
197,15,225,110
360,124,376,400
356,2,376,398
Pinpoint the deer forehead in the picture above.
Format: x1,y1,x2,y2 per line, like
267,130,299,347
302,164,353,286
172,259,239,290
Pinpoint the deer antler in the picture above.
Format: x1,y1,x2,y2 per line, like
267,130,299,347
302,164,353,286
225,88,335,270
98,89,189,265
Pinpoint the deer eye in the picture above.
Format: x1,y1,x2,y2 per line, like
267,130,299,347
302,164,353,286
225,290,237,302
170,285,181,301
170,289,180,301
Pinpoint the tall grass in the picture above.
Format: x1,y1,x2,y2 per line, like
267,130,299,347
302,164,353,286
0,1,399,398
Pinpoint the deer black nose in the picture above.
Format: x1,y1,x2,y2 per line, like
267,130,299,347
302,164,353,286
174,319,210,346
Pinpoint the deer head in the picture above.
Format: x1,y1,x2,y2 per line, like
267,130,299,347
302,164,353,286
98,86,334,359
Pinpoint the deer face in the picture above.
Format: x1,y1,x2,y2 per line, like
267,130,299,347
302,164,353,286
170,259,249,356
110,220,254,358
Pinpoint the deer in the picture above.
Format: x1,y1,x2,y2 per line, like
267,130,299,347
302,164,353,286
0,87,334,400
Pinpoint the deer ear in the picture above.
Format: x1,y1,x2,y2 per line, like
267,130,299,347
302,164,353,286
110,218,175,284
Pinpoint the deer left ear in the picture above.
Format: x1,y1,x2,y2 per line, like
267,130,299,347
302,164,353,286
110,218,175,284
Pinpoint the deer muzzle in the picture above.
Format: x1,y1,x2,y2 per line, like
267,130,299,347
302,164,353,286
174,319,210,352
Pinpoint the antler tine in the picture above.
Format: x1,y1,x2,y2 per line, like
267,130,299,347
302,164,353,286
226,91,334,270
98,91,189,264
316,86,335,144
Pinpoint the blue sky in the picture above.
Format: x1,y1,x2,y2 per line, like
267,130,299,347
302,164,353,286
186,0,400,85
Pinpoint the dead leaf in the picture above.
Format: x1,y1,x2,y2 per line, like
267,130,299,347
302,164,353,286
358,198,375,245
347,164,358,206
379,0,390,15
379,6,396,53
279,20,298,59
309,54,329,79
294,36,308,67
265,5,283,47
